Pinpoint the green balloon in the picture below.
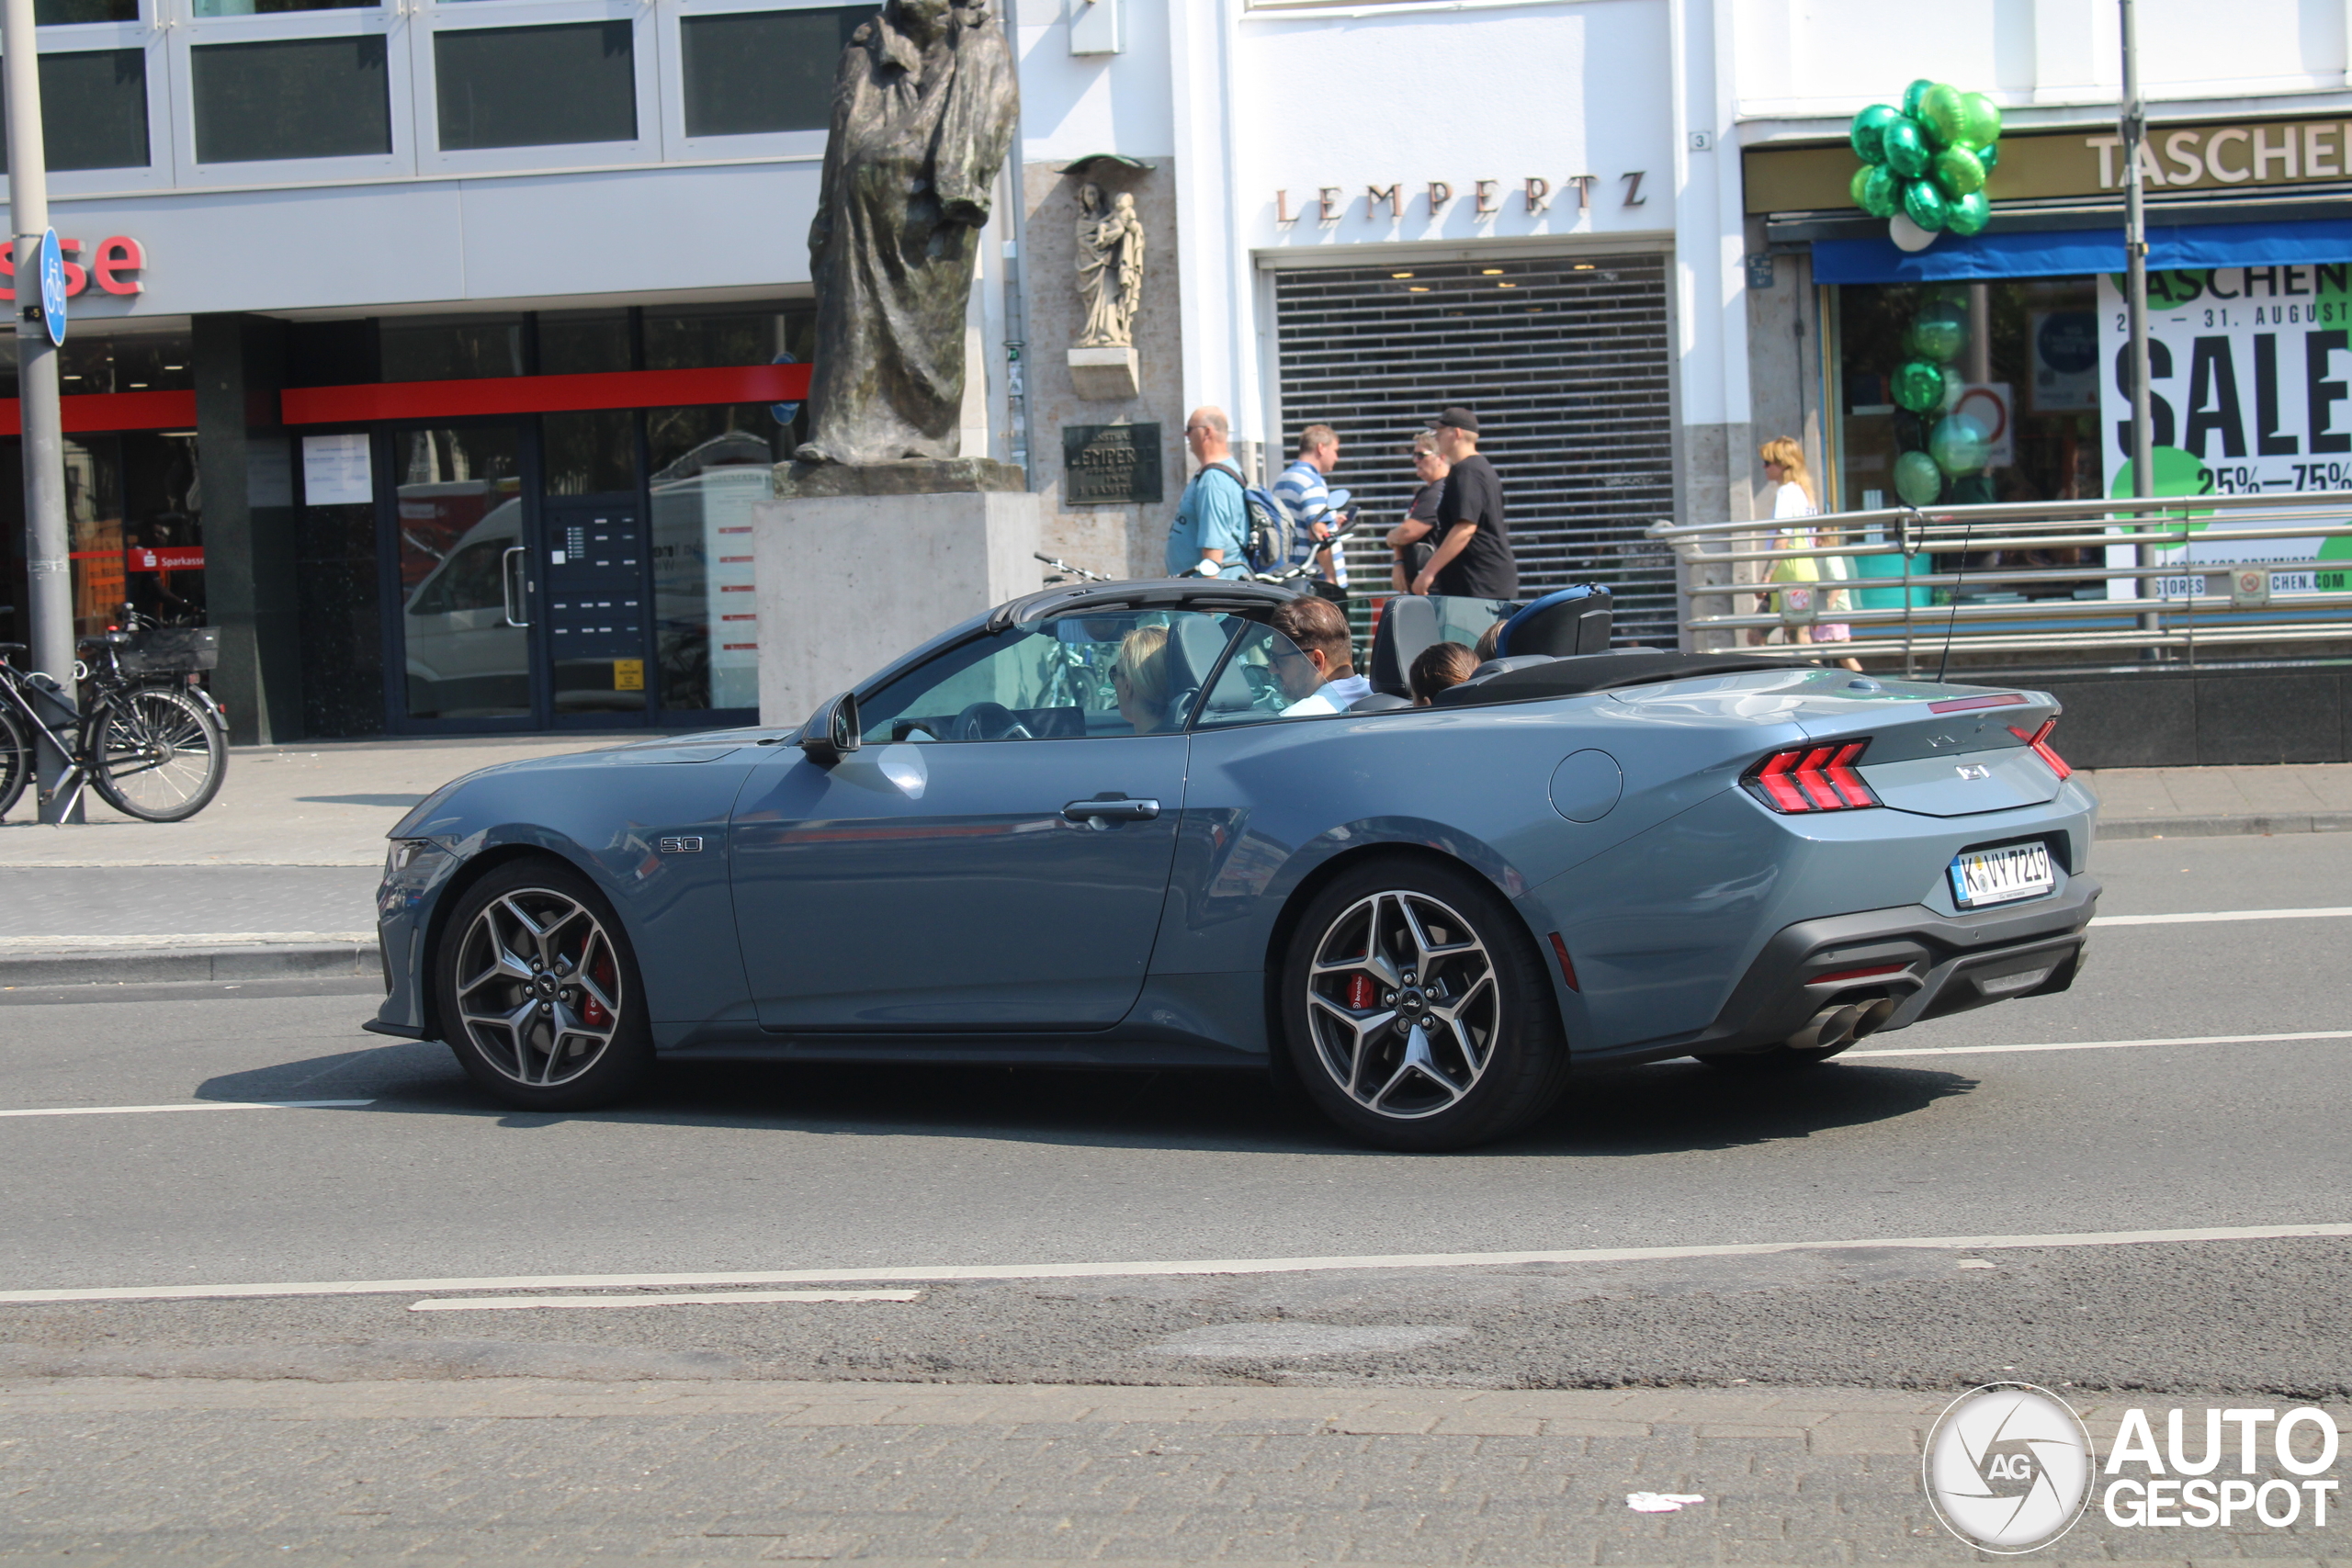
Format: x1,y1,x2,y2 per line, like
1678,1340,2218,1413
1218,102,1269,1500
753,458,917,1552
1920,83,1967,149
1930,414,1991,476
1894,450,1945,506
1959,91,2003,150
1855,165,1902,218
1933,145,1985,197
1909,299,1967,362
1882,118,1931,178
1946,188,1991,237
1901,78,1936,120
1849,103,1901,165
1903,177,1950,231
1894,360,1949,413
1977,140,2000,174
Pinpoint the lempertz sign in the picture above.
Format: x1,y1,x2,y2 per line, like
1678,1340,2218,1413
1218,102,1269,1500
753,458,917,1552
2094,263,2352,597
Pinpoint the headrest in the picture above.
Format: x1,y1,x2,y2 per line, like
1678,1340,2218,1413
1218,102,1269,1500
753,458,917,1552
1497,585,1612,658
1348,692,1414,714
1368,595,1442,697
1164,615,1233,692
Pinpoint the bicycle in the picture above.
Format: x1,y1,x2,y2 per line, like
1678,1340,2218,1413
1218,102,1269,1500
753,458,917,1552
0,620,228,823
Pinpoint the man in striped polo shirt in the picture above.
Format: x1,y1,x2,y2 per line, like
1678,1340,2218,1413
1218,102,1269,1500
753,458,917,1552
1272,424,1348,583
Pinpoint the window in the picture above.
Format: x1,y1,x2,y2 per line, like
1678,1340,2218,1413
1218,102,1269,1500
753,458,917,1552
191,35,390,163
57,326,193,396
379,315,525,382
192,0,370,14
543,410,635,497
0,50,148,173
644,302,808,371
435,21,636,151
649,403,776,714
538,310,632,376
857,613,1236,743
34,0,134,21
679,6,862,139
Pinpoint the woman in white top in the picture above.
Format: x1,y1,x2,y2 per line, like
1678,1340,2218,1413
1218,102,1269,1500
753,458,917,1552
1758,436,1862,673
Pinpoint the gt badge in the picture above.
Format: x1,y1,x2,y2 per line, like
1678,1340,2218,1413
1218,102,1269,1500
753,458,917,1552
1956,764,1990,780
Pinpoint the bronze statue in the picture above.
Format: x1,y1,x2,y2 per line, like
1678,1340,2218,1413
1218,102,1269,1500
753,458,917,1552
796,0,1018,466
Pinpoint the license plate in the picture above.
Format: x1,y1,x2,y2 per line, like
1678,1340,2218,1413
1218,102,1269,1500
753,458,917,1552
1950,842,2055,908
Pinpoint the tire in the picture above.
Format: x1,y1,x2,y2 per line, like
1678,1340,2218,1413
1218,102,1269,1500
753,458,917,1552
432,858,654,1111
88,685,226,822
0,703,28,821
1278,856,1569,1151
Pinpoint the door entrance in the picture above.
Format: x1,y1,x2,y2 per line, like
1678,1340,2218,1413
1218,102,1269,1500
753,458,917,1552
390,421,657,730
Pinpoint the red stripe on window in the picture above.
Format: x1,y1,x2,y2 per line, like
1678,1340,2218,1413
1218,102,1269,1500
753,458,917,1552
280,364,813,425
0,389,198,435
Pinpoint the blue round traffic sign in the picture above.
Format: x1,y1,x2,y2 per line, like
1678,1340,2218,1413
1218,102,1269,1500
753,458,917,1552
36,229,66,346
769,350,800,426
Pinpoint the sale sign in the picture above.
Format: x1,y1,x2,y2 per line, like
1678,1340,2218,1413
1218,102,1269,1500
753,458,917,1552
2096,264,2352,597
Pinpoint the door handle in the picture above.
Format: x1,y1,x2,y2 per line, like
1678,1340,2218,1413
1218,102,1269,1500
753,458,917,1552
1063,795,1159,825
502,546,529,628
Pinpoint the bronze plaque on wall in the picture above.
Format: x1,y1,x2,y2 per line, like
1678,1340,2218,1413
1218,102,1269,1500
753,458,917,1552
1064,423,1162,505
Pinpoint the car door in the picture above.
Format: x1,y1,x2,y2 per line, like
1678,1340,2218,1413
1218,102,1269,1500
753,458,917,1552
729,609,1230,1032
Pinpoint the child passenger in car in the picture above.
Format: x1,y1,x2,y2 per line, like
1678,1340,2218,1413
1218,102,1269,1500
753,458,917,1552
1409,641,1478,705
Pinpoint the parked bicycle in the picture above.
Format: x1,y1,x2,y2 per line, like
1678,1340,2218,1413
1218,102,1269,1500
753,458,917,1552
0,617,228,823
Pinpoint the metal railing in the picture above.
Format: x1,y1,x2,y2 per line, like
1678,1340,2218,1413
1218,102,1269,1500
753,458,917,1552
1649,491,2352,675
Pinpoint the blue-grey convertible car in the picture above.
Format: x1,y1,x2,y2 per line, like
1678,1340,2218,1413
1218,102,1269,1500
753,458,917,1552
369,577,2098,1150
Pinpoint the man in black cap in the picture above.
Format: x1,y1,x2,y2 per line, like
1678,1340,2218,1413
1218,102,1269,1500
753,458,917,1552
1408,406,1518,600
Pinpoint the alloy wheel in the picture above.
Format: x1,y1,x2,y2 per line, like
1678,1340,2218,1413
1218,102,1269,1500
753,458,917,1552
453,887,626,1087
1304,889,1499,1120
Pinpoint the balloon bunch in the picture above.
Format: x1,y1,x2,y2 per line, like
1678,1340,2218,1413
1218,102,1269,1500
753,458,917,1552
1889,290,1993,505
1849,79,2002,253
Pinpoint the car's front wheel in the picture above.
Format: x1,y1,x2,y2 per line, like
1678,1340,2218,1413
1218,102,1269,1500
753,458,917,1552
1279,857,1569,1151
433,858,654,1111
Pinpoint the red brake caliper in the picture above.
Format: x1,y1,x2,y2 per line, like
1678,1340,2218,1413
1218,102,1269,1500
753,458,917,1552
1345,974,1376,1011
581,953,615,1028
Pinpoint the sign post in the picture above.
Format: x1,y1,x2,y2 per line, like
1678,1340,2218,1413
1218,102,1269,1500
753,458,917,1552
2119,0,2162,643
2,0,79,822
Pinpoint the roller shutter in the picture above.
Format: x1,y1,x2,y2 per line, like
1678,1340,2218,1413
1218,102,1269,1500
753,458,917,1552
1271,252,1678,642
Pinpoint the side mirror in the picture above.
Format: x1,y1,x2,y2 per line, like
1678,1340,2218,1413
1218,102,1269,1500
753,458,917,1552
798,690,863,765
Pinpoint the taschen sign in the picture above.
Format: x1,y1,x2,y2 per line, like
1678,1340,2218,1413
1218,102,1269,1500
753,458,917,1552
0,235,145,299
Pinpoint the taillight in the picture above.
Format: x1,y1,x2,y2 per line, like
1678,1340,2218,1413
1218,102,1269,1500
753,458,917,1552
1743,740,1880,813
2009,719,2073,780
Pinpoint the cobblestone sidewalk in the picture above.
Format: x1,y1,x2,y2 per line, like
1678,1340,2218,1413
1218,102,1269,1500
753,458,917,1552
0,1379,2340,1564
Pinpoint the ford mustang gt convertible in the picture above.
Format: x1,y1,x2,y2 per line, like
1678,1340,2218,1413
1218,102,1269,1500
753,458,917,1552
368,577,2098,1151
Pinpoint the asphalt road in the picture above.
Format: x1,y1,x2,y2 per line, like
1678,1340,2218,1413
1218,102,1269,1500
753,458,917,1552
0,832,2345,1562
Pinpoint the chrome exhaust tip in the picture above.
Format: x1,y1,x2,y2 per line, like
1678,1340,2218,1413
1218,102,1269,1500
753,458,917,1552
1852,996,1901,1038
1789,1002,1863,1054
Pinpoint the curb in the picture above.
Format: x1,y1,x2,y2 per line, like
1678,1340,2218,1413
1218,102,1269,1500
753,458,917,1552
2098,810,2352,840
0,942,376,987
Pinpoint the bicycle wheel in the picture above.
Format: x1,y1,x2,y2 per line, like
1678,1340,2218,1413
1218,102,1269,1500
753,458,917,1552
89,685,226,822
0,702,28,820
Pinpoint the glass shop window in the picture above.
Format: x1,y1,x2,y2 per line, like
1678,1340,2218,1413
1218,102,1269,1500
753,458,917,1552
191,36,391,164
538,310,633,376
56,328,195,397
0,51,148,173
680,6,864,139
543,409,636,498
643,301,811,371
1835,278,2104,599
193,0,371,14
379,315,526,382
646,403,787,714
435,21,636,152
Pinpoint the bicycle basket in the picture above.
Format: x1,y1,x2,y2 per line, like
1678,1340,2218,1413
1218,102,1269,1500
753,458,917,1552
117,626,220,674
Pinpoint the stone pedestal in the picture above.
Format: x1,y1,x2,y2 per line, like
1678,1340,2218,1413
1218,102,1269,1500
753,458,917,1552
752,459,1043,728
1067,345,1140,401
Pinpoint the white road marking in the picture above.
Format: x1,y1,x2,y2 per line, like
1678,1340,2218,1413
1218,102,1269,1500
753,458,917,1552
0,1100,373,1119
2091,906,2352,926
409,1290,921,1312
0,931,373,950
4,1222,2346,1305
1847,1029,2352,1060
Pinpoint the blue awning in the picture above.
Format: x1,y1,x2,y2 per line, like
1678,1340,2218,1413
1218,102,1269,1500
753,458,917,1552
1811,218,2352,284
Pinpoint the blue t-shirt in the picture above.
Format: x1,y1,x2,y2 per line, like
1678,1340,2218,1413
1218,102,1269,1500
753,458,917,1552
1165,464,1250,578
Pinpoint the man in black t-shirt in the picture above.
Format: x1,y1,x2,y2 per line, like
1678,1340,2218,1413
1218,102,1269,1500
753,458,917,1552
1409,406,1518,601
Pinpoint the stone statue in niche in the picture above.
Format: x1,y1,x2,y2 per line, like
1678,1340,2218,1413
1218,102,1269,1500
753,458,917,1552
1074,183,1147,349
795,0,1018,467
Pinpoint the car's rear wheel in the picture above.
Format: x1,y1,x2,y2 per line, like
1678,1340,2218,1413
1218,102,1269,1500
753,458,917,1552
1279,857,1568,1151
433,859,653,1111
